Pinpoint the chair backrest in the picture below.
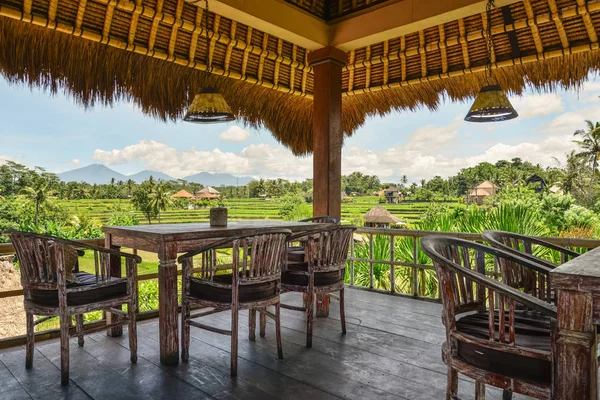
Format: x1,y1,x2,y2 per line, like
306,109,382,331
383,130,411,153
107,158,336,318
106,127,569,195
483,230,579,301
421,235,556,346
299,216,341,224
179,230,291,286
289,226,355,273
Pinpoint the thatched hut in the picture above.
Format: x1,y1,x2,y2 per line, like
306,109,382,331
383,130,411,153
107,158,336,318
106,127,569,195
364,207,406,229
196,186,220,200
468,181,498,205
171,189,194,199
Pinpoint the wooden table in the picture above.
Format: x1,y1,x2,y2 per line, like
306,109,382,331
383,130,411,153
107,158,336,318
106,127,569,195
102,221,328,365
550,247,600,400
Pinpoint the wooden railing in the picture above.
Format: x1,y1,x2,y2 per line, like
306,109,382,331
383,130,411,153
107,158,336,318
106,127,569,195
1,229,600,347
347,227,600,300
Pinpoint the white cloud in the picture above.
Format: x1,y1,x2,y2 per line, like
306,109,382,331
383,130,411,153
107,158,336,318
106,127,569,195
0,155,13,165
91,129,577,182
219,126,251,143
71,159,80,167
508,94,564,118
544,107,600,134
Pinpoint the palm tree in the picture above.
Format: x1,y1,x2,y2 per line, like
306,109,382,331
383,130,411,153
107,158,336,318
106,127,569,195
148,183,173,223
574,120,600,204
20,177,52,227
126,179,135,196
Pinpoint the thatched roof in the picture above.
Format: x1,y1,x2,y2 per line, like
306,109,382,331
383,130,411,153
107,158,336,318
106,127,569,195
469,188,493,197
172,189,194,198
476,181,497,190
364,206,404,224
196,186,219,199
198,186,220,194
0,0,599,154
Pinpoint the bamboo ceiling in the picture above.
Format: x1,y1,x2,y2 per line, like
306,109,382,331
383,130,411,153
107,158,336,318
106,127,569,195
0,0,599,154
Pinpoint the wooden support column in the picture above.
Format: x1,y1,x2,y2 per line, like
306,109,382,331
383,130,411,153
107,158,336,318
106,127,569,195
309,47,346,318
309,46,347,219
105,234,123,337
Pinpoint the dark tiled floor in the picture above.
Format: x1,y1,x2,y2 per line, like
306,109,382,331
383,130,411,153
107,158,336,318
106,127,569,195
0,289,529,399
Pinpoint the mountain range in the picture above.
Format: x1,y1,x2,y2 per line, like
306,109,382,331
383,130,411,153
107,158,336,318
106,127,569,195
57,164,254,186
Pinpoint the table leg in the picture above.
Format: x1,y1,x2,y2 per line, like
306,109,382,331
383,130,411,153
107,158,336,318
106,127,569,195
554,288,597,400
316,294,330,317
105,234,123,337
158,242,179,365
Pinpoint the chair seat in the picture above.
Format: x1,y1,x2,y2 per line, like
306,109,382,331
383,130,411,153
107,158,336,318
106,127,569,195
28,272,128,307
287,246,305,263
189,274,277,303
282,261,343,287
453,311,552,384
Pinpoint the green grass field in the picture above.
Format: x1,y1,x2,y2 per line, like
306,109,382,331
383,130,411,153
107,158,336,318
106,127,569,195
57,196,460,226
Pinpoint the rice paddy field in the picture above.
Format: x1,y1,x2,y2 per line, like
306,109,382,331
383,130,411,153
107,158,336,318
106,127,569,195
56,196,461,226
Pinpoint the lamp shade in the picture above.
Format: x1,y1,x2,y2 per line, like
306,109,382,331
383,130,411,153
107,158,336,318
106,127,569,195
464,85,518,122
183,87,235,123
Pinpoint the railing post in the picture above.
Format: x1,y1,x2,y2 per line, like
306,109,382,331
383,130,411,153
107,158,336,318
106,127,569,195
390,235,395,294
412,235,418,297
369,233,374,289
350,234,355,286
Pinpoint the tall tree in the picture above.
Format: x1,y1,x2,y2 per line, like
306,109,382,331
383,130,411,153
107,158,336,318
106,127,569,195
20,176,52,226
573,120,600,204
148,183,173,223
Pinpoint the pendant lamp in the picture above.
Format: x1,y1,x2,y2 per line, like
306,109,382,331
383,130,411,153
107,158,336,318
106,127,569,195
464,0,517,123
184,0,235,124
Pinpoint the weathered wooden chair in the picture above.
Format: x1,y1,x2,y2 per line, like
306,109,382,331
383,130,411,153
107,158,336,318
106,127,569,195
281,226,355,347
179,230,291,377
483,230,579,304
6,230,140,386
421,236,556,400
299,216,341,224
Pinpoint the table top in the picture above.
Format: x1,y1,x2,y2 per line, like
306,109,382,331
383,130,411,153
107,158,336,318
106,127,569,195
551,246,600,290
103,221,329,242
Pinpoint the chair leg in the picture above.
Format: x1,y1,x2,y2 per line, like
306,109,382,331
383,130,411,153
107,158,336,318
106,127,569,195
306,291,314,348
339,288,346,335
128,302,137,364
231,307,239,377
25,312,34,369
275,303,283,359
502,390,513,400
446,365,458,400
259,311,266,338
181,300,190,362
59,314,70,386
75,314,85,347
249,309,256,341
475,381,485,400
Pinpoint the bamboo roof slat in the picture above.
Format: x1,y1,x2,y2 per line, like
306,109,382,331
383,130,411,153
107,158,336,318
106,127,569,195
524,0,545,54
548,0,571,49
383,41,389,84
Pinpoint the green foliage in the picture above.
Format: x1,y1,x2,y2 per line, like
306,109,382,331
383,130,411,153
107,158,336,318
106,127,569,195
107,212,140,226
564,205,599,230
131,181,158,224
278,193,311,221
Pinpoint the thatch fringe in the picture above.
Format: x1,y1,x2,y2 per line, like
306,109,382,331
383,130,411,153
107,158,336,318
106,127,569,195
1,12,600,155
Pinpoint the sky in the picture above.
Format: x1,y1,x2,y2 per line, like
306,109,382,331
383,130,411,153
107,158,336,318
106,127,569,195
1,76,600,183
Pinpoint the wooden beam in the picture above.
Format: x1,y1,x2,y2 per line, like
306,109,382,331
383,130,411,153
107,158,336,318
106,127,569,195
185,0,329,50
309,47,347,219
330,0,521,51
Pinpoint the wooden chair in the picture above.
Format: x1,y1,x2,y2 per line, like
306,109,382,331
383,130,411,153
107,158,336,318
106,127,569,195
281,226,355,347
483,230,579,304
179,230,291,377
299,216,341,224
6,230,140,386
421,236,556,400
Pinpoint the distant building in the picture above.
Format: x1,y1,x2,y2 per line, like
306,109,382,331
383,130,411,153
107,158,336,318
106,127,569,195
341,191,349,200
171,189,194,199
526,174,547,193
364,206,406,229
373,190,385,197
383,187,402,204
549,185,564,195
468,181,498,205
196,186,220,199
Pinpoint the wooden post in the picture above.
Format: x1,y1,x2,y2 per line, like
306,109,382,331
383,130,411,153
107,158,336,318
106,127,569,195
309,47,346,318
158,241,179,365
105,234,123,337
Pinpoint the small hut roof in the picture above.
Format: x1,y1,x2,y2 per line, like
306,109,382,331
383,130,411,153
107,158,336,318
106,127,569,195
1,0,600,154
384,187,399,193
364,206,404,224
469,188,492,197
198,187,220,195
476,181,497,190
172,189,194,199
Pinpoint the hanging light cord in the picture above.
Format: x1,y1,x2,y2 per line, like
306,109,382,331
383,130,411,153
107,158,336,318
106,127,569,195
485,0,495,83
